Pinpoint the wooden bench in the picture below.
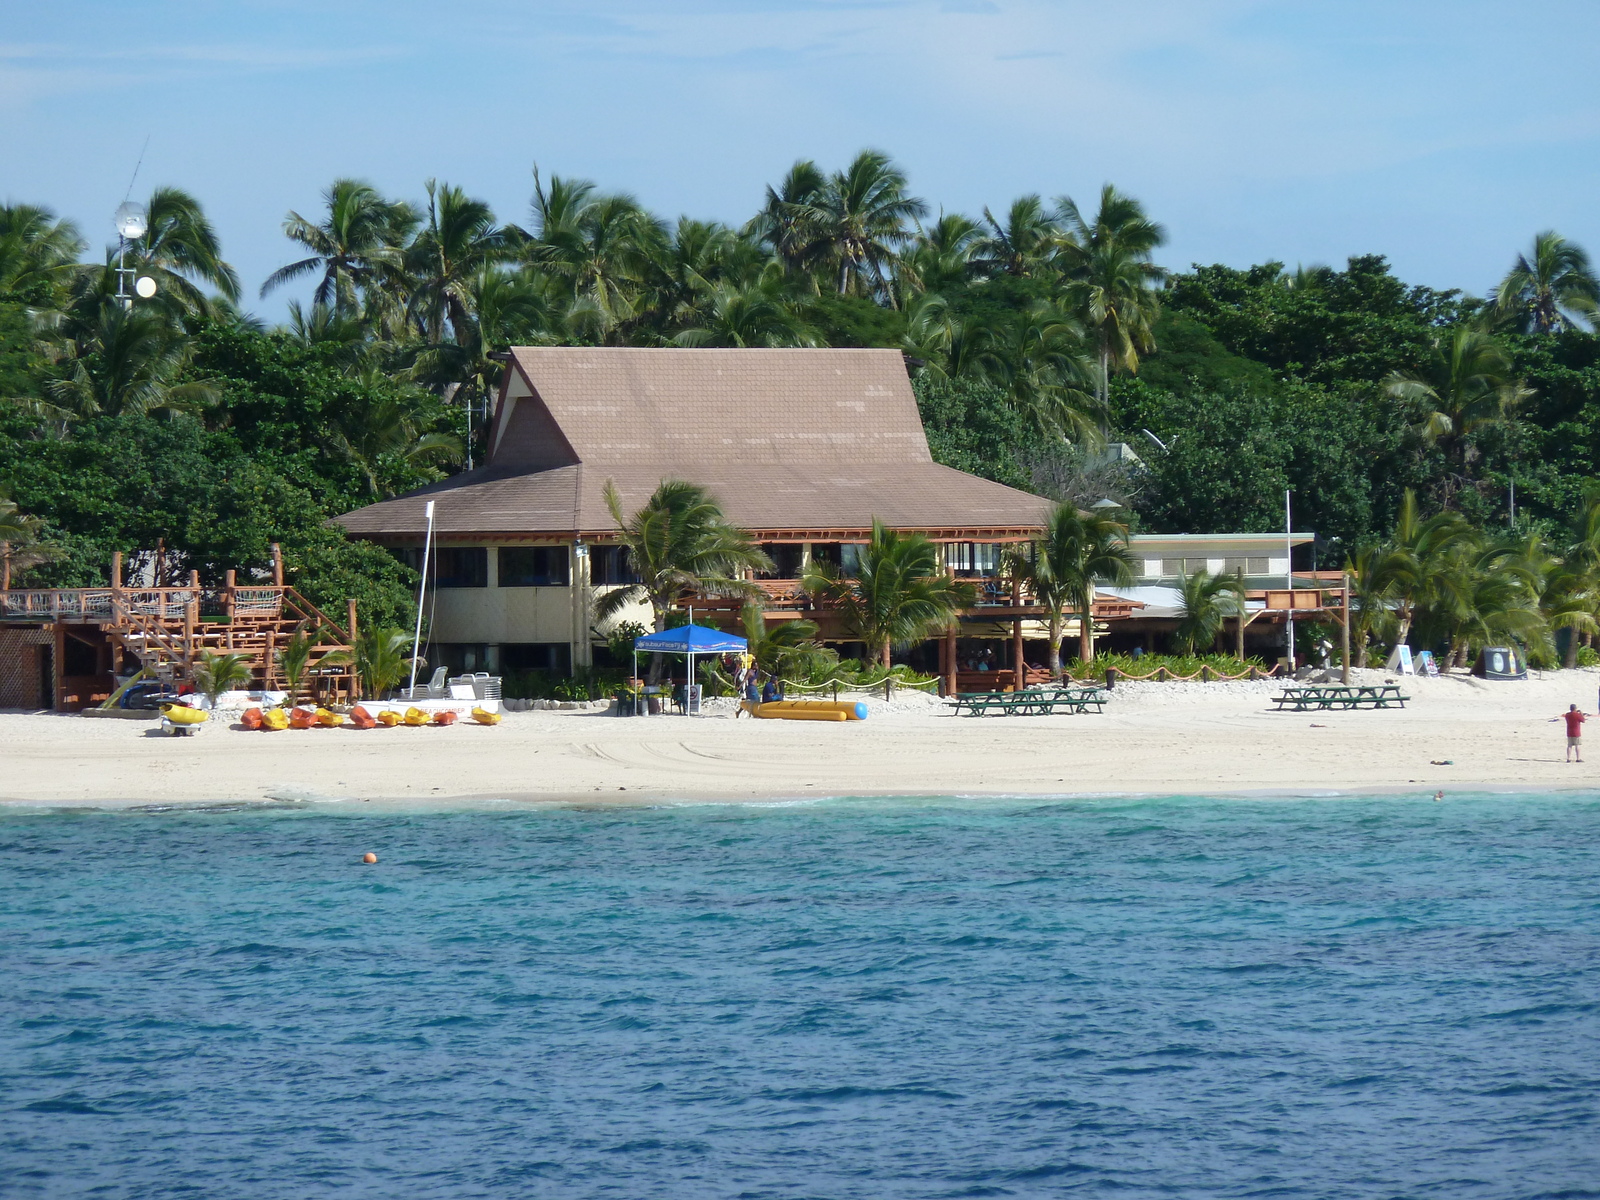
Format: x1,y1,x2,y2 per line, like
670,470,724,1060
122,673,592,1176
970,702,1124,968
1271,684,1409,711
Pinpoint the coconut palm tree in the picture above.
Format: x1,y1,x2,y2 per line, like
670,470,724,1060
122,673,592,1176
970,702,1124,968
405,180,512,345
525,172,662,341
898,212,983,299
1013,504,1135,671
970,300,1099,441
1056,185,1167,409
1345,543,1401,667
0,204,85,303
1173,568,1247,656
1493,231,1600,334
1383,489,1474,649
45,301,220,419
803,520,976,669
972,195,1060,279
808,151,927,302
595,480,772,636
0,492,56,588
327,396,463,497
1384,326,1532,475
130,186,241,312
672,281,810,348
746,159,832,283
260,179,418,315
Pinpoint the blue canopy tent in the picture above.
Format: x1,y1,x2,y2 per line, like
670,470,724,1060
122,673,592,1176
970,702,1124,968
632,623,748,715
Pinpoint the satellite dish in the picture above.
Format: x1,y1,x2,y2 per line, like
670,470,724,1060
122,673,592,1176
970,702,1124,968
114,201,148,240
134,276,157,299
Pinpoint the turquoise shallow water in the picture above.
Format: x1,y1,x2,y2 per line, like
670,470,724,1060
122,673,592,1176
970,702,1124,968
1,793,1598,1199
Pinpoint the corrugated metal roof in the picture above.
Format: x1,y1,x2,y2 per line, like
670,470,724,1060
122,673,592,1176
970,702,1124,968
337,348,1052,539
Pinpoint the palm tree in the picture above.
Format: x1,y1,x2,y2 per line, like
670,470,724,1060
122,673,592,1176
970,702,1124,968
328,396,463,497
131,186,241,311
809,151,927,302
261,179,418,315
1345,543,1401,667
1056,185,1167,409
804,521,977,669
970,300,1099,440
0,492,56,588
972,195,1060,279
747,159,831,283
1173,569,1246,656
353,627,419,699
45,301,220,418
898,212,982,299
1384,326,1532,476
594,480,772,636
525,172,661,341
1013,504,1135,671
672,282,809,347
1383,489,1474,649
0,204,84,303
739,603,836,682
274,629,320,704
405,180,511,345
192,651,253,707
1493,231,1600,334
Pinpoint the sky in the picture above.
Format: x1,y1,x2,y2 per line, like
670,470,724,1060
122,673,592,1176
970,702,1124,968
5,0,1599,320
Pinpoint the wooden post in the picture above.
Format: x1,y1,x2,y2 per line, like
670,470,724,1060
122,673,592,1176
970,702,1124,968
1340,574,1351,684
945,623,957,698
52,621,65,711
111,551,123,590
2,543,9,592
271,543,284,586
1011,575,1024,689
347,599,359,645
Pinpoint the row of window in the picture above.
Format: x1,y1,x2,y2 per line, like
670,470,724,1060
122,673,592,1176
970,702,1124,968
397,546,642,589
403,541,1034,589
1154,557,1272,577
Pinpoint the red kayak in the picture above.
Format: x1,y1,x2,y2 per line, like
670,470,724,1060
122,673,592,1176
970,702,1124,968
432,710,458,726
241,707,263,731
288,707,317,730
348,706,377,730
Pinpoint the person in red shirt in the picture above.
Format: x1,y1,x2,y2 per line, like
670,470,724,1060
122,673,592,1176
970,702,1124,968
1554,704,1587,762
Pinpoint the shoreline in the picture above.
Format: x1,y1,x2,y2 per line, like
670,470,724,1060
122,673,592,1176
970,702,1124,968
5,667,1598,811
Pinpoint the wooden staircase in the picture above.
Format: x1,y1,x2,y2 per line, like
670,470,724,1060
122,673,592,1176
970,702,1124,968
0,562,359,706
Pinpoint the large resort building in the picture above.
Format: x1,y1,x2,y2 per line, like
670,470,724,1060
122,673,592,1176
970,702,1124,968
335,347,1330,685
0,346,1341,709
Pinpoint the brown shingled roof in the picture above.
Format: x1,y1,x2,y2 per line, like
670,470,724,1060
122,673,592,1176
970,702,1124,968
336,347,1051,540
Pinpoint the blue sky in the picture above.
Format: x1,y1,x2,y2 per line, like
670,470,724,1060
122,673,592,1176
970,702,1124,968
5,0,1599,320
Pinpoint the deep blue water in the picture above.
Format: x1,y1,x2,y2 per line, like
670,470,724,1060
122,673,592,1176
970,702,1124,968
2,793,1598,1199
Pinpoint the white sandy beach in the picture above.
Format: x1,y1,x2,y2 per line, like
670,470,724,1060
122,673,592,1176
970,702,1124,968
2,668,1596,808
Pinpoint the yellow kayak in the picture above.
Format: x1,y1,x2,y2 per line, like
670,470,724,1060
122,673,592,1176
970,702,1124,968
403,706,430,727
160,703,208,726
260,707,289,731
315,707,344,728
471,707,501,726
376,710,403,727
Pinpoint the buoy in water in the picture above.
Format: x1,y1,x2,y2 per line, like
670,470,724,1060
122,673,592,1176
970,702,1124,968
362,852,377,864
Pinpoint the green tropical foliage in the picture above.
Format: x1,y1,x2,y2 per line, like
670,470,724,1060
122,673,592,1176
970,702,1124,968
192,650,252,706
803,520,977,667
1173,569,1247,657
7,154,1600,674
1012,504,1135,670
352,626,418,699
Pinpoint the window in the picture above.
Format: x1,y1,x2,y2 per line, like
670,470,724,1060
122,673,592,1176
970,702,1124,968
1162,557,1214,577
1224,556,1271,575
810,543,843,569
499,546,569,587
433,547,487,588
433,643,489,673
591,545,640,586
757,543,805,579
500,643,572,674
948,543,1001,577
840,544,863,574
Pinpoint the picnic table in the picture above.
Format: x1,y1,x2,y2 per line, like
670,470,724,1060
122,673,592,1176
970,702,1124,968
948,686,1108,716
1271,684,1410,712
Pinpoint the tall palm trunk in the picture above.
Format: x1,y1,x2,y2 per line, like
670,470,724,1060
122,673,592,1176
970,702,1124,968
1077,587,1095,664
1235,611,1245,661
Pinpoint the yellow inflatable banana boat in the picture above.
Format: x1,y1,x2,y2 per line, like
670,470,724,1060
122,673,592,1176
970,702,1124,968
743,699,867,721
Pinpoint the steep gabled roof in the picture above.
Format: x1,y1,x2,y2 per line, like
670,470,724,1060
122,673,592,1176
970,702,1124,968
336,347,1051,540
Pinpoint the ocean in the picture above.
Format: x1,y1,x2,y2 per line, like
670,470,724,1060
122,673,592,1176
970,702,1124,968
2,793,1597,1199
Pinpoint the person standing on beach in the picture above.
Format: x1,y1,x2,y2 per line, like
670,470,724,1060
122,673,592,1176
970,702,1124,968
1553,704,1587,762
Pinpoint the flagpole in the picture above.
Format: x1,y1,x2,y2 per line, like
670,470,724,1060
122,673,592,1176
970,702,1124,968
408,500,436,695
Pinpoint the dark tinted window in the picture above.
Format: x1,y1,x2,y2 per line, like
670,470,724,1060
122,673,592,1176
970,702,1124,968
500,643,572,673
434,547,487,588
757,543,804,579
499,546,569,587
592,545,641,586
